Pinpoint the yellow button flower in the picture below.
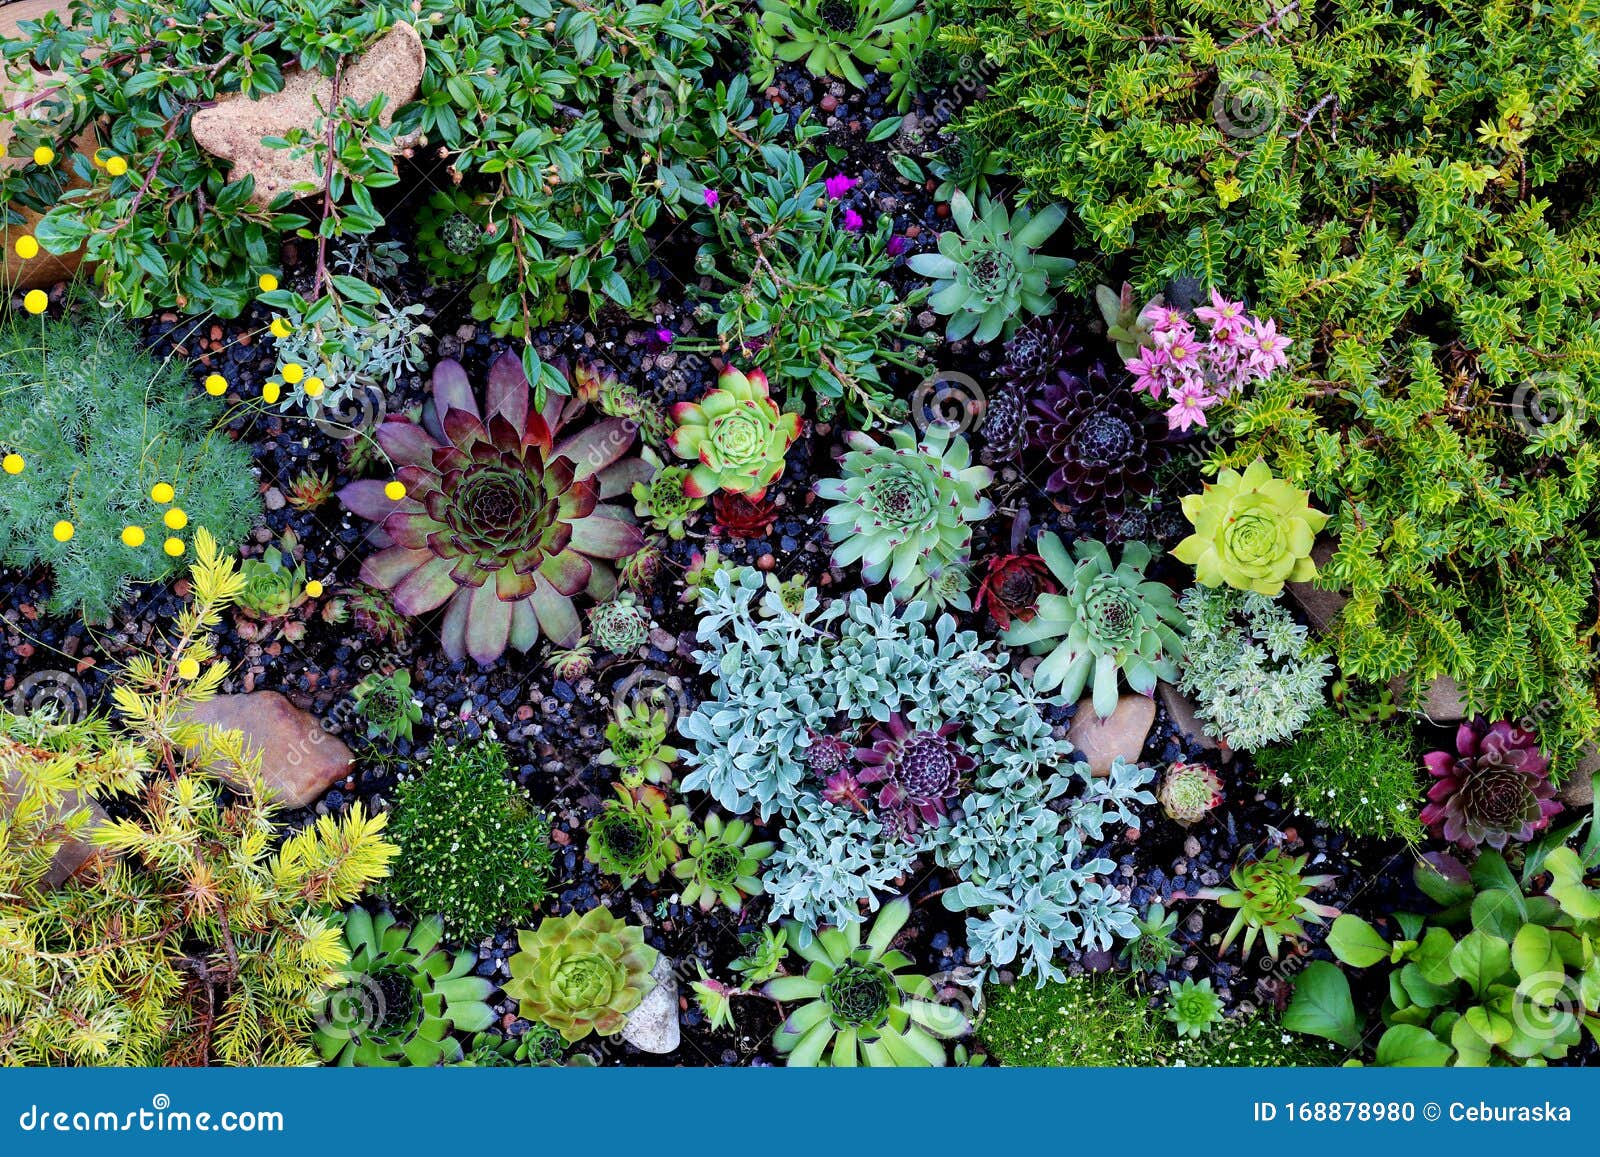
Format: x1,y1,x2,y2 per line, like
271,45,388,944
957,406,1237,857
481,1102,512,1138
2,453,22,475
281,363,304,384
105,156,128,177
262,380,281,404
177,657,200,680
121,525,146,547
32,146,54,166
24,290,47,314
305,579,324,598
15,235,38,259
163,508,188,530
304,377,325,398
384,480,407,501
258,274,279,293
151,482,175,504
163,537,185,557
52,520,74,542
204,373,228,396
269,318,292,339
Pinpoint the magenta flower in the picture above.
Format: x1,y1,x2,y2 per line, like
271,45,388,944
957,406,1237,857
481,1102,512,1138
1125,345,1170,398
842,208,864,232
1243,317,1292,374
655,328,675,345
1164,381,1217,432
886,234,909,257
702,188,719,208
1195,289,1248,342
824,173,859,200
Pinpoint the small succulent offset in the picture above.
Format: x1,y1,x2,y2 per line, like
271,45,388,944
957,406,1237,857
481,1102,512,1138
236,531,309,638
756,0,921,88
1120,903,1181,973
1420,717,1561,851
1159,760,1223,826
671,813,775,913
975,552,1058,630
731,926,790,983
668,365,801,501
1174,461,1328,597
1031,364,1169,519
587,593,651,655
351,669,423,742
1095,282,1157,362
1166,978,1225,1038
1204,849,1339,961
285,468,336,512
907,191,1073,344
1000,534,1187,715
764,897,963,1066
1176,585,1331,751
415,188,489,282
337,354,647,664
585,784,687,886
632,447,705,541
598,698,679,787
816,423,993,601
505,907,659,1043
854,715,975,835
314,910,496,1067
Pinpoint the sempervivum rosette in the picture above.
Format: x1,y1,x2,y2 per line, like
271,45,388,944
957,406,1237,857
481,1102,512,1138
854,715,975,834
1030,364,1169,517
338,353,647,664
1420,717,1562,851
668,365,801,501
1173,459,1327,597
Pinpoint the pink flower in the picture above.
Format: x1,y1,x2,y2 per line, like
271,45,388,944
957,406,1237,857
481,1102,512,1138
1125,345,1170,399
842,208,864,232
1141,304,1189,336
655,328,675,345
886,234,908,257
1195,289,1248,341
1164,382,1217,432
702,188,719,208
824,173,858,200
1242,317,1291,374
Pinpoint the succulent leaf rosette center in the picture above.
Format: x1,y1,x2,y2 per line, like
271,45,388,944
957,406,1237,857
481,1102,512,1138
855,715,974,832
1421,717,1560,850
823,960,897,1030
552,955,617,1012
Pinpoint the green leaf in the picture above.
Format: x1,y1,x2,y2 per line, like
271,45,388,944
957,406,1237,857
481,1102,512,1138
866,116,904,143
1450,930,1512,996
1327,914,1393,968
1374,1024,1453,1067
1284,961,1362,1048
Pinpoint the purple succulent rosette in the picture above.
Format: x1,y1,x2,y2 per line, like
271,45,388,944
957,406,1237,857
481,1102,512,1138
1420,716,1562,850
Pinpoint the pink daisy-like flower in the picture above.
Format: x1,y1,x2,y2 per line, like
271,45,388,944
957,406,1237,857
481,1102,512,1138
824,173,858,200
1195,289,1248,342
1164,381,1217,432
1243,317,1292,374
1125,345,1171,398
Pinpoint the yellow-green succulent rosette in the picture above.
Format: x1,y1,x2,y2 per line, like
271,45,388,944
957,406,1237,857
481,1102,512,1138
1173,459,1328,596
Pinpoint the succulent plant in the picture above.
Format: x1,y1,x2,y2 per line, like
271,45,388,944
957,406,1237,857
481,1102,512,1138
285,467,336,512
854,715,975,834
1166,977,1225,1038
314,909,496,1067
906,191,1074,344
546,639,595,682
764,897,962,1066
632,447,705,541
352,669,423,742
757,0,921,88
815,423,993,600
1120,902,1181,973
338,354,647,664
761,572,815,619
1420,717,1561,851
237,531,308,621
618,541,664,594
909,558,974,617
1031,365,1169,517
415,188,489,282
668,365,801,501
1173,460,1328,597
731,926,789,983
1000,534,1187,715
976,383,1029,464
1205,849,1339,960
711,489,779,538
804,730,857,778
598,697,679,787
1159,760,1223,826
335,583,411,646
585,783,687,886
679,547,735,605
575,360,673,448
999,314,1083,388
505,906,659,1042
672,813,775,912
974,552,1058,630
587,593,651,656
927,129,1005,204
1095,282,1159,361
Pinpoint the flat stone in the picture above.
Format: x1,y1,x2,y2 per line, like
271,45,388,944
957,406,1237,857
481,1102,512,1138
1559,744,1598,808
622,955,680,1055
1068,693,1156,777
1157,680,1219,752
1387,673,1466,724
192,24,424,206
184,691,352,809
1,765,111,886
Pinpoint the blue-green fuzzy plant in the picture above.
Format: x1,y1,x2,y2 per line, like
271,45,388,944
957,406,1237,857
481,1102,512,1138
1001,534,1186,716
815,423,993,605
1175,586,1330,750
680,567,1148,981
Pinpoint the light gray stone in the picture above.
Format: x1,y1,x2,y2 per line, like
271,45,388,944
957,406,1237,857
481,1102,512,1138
622,955,680,1055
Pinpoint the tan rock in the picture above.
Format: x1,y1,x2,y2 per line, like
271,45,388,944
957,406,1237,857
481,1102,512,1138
1559,744,1598,808
191,24,424,206
1068,693,1156,777
0,766,111,886
185,691,352,809
1285,539,1347,633
1157,680,1219,753
1388,673,1467,724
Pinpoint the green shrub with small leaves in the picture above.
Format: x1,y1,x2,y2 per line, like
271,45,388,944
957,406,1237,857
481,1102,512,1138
0,312,257,620
385,738,554,940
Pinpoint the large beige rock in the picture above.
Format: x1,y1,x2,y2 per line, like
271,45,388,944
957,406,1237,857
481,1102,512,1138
191,23,424,206
1,765,111,886
185,691,352,809
1158,680,1220,753
1068,693,1156,777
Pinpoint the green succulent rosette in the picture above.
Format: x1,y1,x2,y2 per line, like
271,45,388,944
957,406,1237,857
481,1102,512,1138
1173,459,1328,596
668,366,801,500
505,907,660,1043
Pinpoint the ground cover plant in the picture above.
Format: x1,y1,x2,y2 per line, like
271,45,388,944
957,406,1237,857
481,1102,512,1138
1,0,1600,1072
